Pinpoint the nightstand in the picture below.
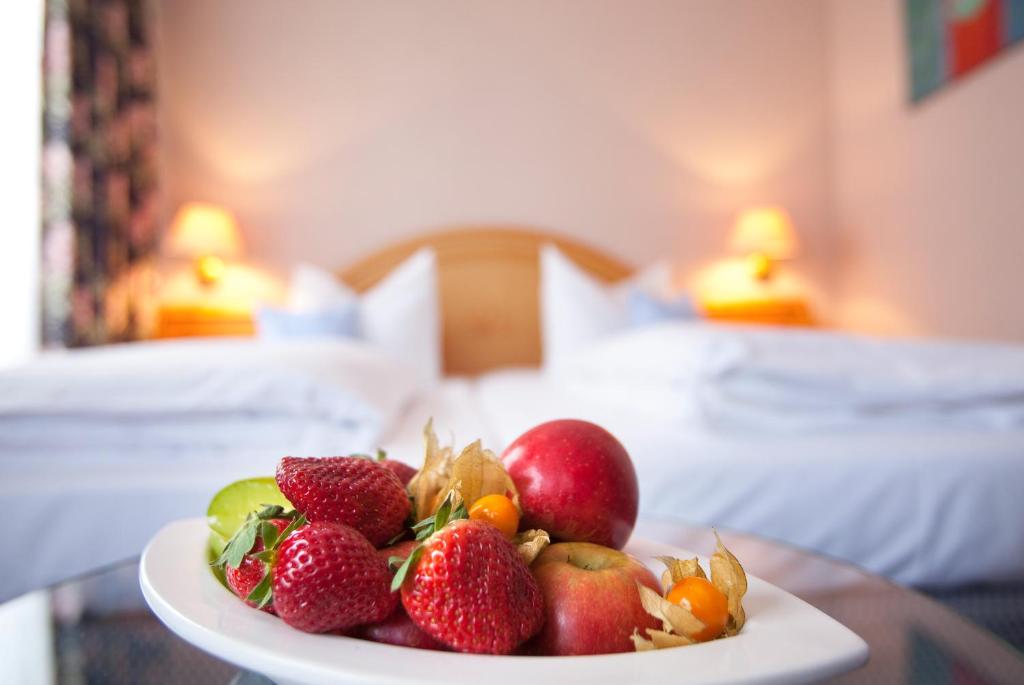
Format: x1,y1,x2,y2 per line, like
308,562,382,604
701,297,816,327
154,304,255,339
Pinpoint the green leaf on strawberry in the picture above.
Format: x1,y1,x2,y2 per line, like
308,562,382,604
246,567,275,609
212,506,305,570
389,547,423,591
214,517,259,570
213,506,307,612
389,491,467,592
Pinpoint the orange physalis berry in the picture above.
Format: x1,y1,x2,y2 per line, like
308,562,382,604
468,494,520,539
665,576,729,642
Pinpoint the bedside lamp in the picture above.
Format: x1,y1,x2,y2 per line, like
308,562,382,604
729,207,798,281
167,202,243,286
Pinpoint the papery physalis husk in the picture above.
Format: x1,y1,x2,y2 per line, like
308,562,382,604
407,419,457,521
710,532,748,636
636,582,706,636
631,628,695,652
514,529,550,565
439,440,521,514
406,420,520,522
655,555,706,592
633,535,749,651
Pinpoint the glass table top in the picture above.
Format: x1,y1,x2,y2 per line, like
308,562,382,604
2,517,1022,684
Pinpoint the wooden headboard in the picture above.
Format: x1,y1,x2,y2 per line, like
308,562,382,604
338,227,632,375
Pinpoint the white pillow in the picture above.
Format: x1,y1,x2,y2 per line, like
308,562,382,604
539,245,671,367
289,249,441,388
290,263,357,311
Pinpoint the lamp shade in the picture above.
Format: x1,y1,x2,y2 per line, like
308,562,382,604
167,202,243,258
729,207,798,259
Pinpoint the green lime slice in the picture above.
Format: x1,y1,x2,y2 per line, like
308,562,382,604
207,476,292,540
208,530,228,559
208,531,229,588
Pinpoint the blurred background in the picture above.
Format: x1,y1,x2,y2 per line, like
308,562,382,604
2,0,1023,367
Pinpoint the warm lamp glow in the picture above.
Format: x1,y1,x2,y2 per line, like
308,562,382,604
168,202,243,258
167,202,243,285
729,207,798,280
730,207,798,258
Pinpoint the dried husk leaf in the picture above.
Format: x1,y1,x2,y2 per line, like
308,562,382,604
635,536,750,652
630,629,656,652
514,529,550,565
656,555,706,591
406,421,521,522
407,420,457,520
630,628,694,652
636,582,705,637
647,629,695,649
710,532,748,636
436,440,520,514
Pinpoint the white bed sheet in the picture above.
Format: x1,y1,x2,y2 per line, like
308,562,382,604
0,380,482,603
8,369,1022,602
474,369,1024,589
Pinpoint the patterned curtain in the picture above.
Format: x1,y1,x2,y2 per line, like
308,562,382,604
41,0,159,347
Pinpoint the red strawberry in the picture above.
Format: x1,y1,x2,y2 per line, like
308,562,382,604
276,456,411,547
379,539,418,602
380,459,417,486
379,539,419,564
273,521,397,633
357,607,449,651
371,448,418,486
356,538,447,649
400,519,545,654
225,518,291,611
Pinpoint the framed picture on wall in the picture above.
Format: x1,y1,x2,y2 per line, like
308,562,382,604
906,0,1024,102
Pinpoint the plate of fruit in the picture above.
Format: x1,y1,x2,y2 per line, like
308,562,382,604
140,419,868,685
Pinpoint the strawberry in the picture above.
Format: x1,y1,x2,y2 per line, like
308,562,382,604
224,518,291,611
356,607,449,651
273,521,397,633
378,539,419,564
276,456,411,547
380,459,417,486
355,539,448,650
212,506,306,613
374,448,419,486
395,499,544,654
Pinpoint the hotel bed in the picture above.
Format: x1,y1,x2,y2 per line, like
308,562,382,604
472,368,1024,589
3,228,1023,602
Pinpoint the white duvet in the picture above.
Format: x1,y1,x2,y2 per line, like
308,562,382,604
0,338,419,455
698,326,1024,431
476,368,1024,589
531,322,1024,586
0,338,421,601
556,322,1024,432
5,325,1024,602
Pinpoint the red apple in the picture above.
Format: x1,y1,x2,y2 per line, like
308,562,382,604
526,542,662,655
502,419,638,549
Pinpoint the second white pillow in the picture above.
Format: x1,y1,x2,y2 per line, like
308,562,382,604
539,244,673,368
287,248,441,388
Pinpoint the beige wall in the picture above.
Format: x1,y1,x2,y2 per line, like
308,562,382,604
155,1,833,290
827,0,1024,341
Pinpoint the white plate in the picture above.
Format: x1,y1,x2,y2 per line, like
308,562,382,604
140,518,868,685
